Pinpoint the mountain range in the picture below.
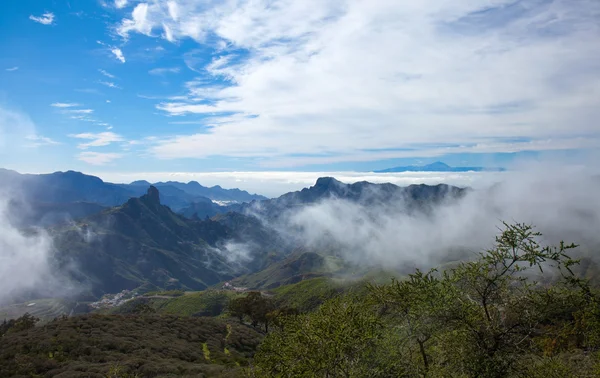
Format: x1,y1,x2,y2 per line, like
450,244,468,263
374,161,506,173
48,186,285,299
235,176,468,221
0,169,266,227
2,168,470,302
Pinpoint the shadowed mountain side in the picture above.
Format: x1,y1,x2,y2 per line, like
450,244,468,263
49,187,287,299
236,177,468,220
6,200,106,228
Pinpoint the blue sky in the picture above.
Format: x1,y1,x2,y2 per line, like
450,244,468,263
0,0,599,176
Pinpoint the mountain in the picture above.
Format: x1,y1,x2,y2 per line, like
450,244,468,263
374,161,505,173
0,169,268,226
151,181,268,203
0,169,132,206
237,177,468,220
7,200,106,228
178,197,226,220
49,186,286,299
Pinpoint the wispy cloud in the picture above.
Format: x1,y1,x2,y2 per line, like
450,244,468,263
76,88,102,95
115,0,600,166
149,67,180,75
111,48,126,63
29,12,55,25
25,134,60,147
51,102,80,108
77,151,123,165
69,131,124,149
99,69,116,79
5,67,19,72
99,81,121,89
64,109,94,114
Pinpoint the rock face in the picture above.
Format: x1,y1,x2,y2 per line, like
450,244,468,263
145,186,161,204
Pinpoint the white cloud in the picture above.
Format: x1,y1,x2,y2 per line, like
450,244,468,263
99,69,116,78
69,131,124,149
29,12,55,25
64,109,94,114
115,0,128,9
5,67,18,72
24,134,60,147
111,48,126,63
99,81,121,89
115,0,600,166
148,66,180,75
51,102,80,108
106,100,111,103
77,151,123,165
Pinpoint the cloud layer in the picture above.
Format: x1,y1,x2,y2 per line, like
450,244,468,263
113,0,600,166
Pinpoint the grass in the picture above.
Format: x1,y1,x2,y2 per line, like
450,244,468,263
0,298,80,323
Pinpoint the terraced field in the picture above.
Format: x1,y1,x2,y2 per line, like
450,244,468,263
0,298,82,322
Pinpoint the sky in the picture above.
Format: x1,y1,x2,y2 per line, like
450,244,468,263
0,0,599,177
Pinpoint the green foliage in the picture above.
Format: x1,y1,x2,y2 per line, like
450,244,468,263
0,313,39,337
0,314,263,377
228,292,276,332
271,276,344,312
143,289,185,297
254,222,600,378
158,290,234,317
252,296,400,377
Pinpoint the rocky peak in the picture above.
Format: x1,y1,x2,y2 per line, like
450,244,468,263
314,177,342,189
145,185,161,204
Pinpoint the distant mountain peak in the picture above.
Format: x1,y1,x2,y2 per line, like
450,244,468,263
130,180,151,186
374,161,505,173
144,185,161,204
314,177,342,188
426,161,450,169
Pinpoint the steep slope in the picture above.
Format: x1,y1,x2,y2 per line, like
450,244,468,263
179,197,229,219
7,200,106,228
49,187,285,299
154,180,268,202
227,249,357,289
0,169,132,206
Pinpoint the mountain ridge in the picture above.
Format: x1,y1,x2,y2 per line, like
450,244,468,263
374,161,505,173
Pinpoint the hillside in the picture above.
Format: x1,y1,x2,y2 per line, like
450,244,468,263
0,314,262,377
227,250,358,290
0,169,268,227
49,187,286,299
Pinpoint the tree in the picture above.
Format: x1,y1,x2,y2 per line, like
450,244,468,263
252,296,399,377
254,222,593,378
227,296,246,323
0,313,39,337
227,292,275,332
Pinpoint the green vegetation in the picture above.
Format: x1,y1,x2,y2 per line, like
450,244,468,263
252,223,600,377
4,222,600,377
229,250,357,289
0,314,262,377
143,289,185,297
